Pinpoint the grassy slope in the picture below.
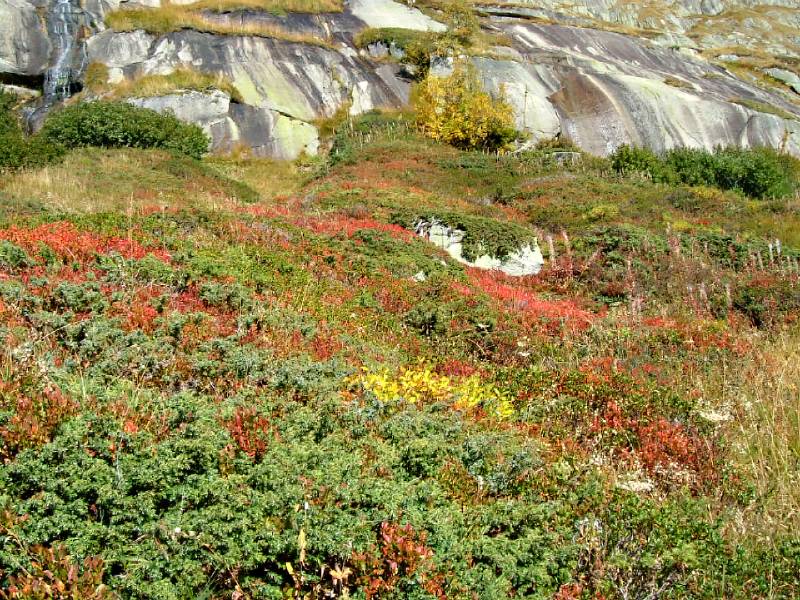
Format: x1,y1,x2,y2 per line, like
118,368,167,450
0,125,798,598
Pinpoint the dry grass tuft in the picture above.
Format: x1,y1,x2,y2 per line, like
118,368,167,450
187,0,342,13
88,67,245,104
106,5,332,46
730,330,800,543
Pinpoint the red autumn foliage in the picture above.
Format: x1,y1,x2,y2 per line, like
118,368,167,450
310,327,344,361
591,401,716,485
466,269,594,331
636,418,715,480
223,407,276,460
0,544,109,600
0,222,169,265
0,382,77,463
110,288,163,333
353,522,446,600
437,359,480,378
300,215,415,241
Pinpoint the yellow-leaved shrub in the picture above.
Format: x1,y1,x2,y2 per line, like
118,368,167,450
351,366,514,420
413,63,518,152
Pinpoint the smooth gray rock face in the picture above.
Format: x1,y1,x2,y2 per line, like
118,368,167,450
128,89,231,132
766,68,800,95
88,29,405,158
472,22,800,156
0,0,50,76
4,0,800,159
348,0,446,32
127,89,319,159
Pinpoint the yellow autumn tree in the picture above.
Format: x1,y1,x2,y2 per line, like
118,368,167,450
413,63,518,152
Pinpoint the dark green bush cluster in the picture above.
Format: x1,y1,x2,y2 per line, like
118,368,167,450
0,92,64,170
1,94,210,169
354,27,437,67
391,208,538,261
610,144,797,199
40,101,210,159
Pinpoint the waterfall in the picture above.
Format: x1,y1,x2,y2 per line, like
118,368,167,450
43,0,86,105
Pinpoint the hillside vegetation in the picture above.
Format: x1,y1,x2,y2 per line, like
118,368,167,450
0,97,799,599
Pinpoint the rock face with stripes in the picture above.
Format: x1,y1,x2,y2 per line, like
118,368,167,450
475,22,800,156
2,0,799,158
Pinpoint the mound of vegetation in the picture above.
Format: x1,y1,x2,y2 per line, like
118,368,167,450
391,208,538,261
0,113,799,599
84,65,244,104
354,27,443,78
1,95,212,171
40,101,210,160
611,144,798,199
0,92,64,170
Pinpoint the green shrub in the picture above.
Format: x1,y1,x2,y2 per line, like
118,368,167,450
712,147,795,199
663,147,717,186
0,90,19,136
610,144,663,179
40,101,210,159
391,208,537,262
611,144,797,199
354,28,440,77
0,91,65,170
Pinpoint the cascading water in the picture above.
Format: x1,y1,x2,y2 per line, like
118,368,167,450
24,0,87,130
43,0,85,105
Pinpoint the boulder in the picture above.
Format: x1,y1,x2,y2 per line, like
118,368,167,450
128,89,319,159
348,0,446,32
416,221,545,277
765,68,800,95
0,0,50,76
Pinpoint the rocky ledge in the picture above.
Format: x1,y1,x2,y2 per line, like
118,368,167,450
2,0,799,159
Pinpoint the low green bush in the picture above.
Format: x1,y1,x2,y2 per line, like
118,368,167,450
391,208,537,261
354,28,439,77
0,91,65,170
611,144,797,199
40,101,210,159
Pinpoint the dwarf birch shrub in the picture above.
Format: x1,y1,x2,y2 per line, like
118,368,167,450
413,64,517,152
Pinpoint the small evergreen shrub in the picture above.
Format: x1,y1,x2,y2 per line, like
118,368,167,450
611,144,797,199
41,101,210,159
610,144,663,178
0,91,65,170
413,64,518,152
354,28,439,77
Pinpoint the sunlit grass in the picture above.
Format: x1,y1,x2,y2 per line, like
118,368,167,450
0,148,259,213
106,5,331,46
187,0,342,13
731,330,800,542
86,66,245,103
